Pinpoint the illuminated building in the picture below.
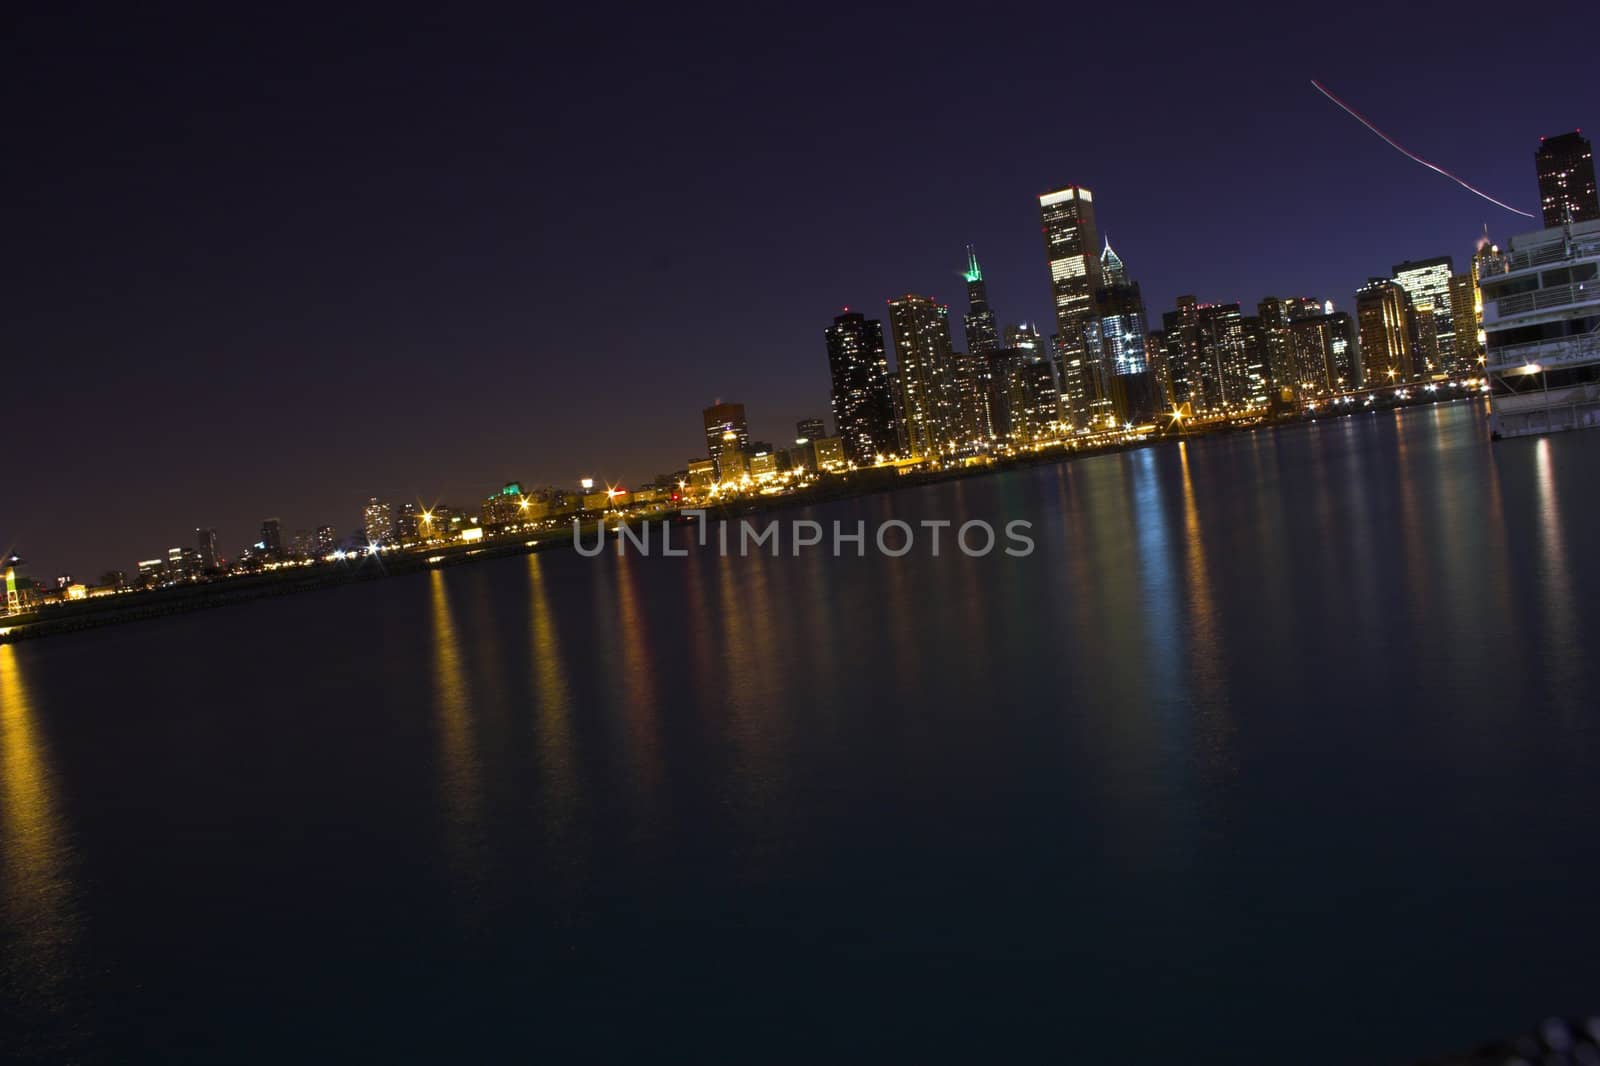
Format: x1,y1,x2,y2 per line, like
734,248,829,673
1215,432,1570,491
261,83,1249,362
796,417,825,442
1535,131,1598,227
812,436,845,469
1089,240,1159,421
362,498,393,547
259,518,284,559
887,294,961,457
749,450,778,478
953,349,994,443
1257,298,1299,394
1160,297,1201,407
686,458,716,491
165,546,200,580
1355,278,1419,385
1483,217,1600,437
196,527,219,571
961,247,1000,356
396,503,422,542
312,526,337,555
1447,269,1482,371
1284,297,1324,321
481,482,529,528
823,312,897,465
718,447,749,481
1392,256,1455,373
1038,185,1103,427
701,402,749,480
1164,299,1256,411
988,346,1061,444
1288,311,1359,393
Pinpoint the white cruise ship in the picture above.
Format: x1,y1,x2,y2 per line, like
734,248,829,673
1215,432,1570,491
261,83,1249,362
1482,217,1600,438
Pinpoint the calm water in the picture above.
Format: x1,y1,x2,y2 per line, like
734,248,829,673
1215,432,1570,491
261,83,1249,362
4,402,1598,1063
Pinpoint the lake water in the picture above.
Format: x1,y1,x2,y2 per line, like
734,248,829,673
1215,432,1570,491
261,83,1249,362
3,401,1597,1063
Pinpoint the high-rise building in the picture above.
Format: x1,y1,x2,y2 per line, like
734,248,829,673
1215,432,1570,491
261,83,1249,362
396,502,421,542
1535,131,1599,227
822,312,896,465
961,247,1000,356
312,525,337,555
701,402,749,481
260,518,284,559
1285,297,1325,321
1355,278,1419,385
1169,301,1255,411
887,294,962,458
195,527,219,571
1038,185,1102,427
1257,298,1299,395
1161,297,1202,407
1089,240,1159,421
362,498,393,547
796,417,826,442
1289,311,1359,394
1443,240,1498,373
1392,256,1455,374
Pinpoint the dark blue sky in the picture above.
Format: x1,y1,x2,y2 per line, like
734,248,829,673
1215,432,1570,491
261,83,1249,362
5,1,1593,576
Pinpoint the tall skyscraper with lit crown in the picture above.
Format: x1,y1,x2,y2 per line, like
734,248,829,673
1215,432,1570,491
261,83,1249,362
1038,185,1102,427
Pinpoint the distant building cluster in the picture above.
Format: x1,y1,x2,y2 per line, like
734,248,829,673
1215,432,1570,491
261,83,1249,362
799,131,1594,465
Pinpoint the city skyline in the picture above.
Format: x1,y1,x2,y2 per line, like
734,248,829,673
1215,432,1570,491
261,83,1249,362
6,4,1594,576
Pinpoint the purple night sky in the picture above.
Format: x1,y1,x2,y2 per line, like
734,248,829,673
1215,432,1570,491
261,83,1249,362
6,2,1592,576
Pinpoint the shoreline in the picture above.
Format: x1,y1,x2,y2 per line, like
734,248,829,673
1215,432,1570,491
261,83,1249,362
1,395,1483,646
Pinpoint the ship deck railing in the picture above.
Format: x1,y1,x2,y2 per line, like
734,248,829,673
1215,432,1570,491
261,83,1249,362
1485,323,1600,375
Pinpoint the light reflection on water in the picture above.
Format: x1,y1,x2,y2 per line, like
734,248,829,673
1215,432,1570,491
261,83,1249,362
0,643,78,1054
4,402,1600,1064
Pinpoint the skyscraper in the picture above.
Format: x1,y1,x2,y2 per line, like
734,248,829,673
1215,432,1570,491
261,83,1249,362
701,402,749,480
887,294,962,458
1392,256,1455,373
823,312,896,465
961,247,1000,355
1446,269,1482,372
1355,278,1418,385
260,518,284,559
195,527,219,571
1289,311,1359,394
1535,131,1598,227
1089,240,1159,422
1257,298,1299,395
362,498,392,547
959,249,1002,442
1161,297,1202,408
1038,185,1102,427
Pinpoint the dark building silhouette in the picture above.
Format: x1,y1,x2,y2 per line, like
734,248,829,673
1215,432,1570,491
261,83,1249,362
195,527,219,571
259,518,284,559
823,312,897,464
1535,131,1598,227
961,247,1000,356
